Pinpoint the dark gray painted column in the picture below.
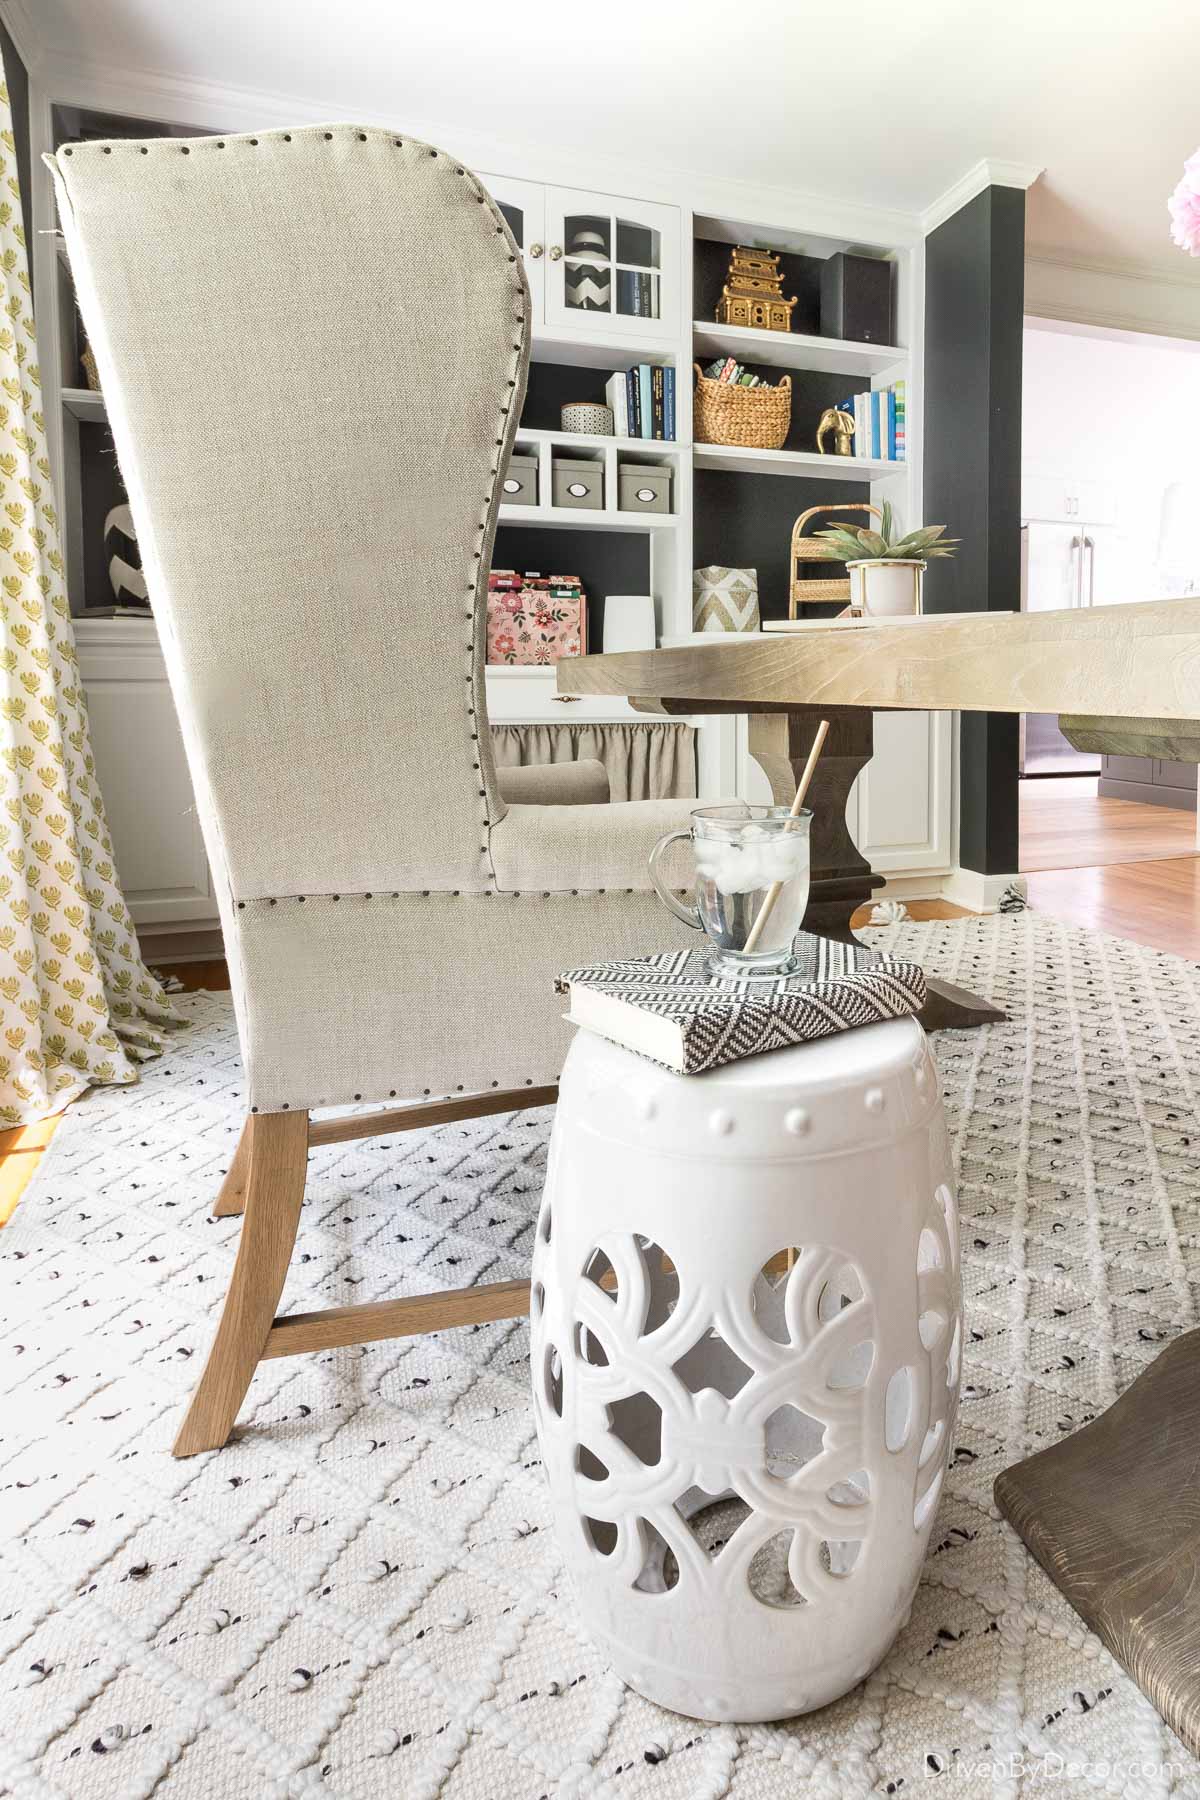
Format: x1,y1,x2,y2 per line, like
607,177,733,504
923,184,1026,877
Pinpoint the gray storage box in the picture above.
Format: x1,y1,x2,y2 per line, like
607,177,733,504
500,452,538,506
552,456,603,510
618,463,672,515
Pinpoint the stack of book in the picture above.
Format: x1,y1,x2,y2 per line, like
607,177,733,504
699,357,780,390
556,937,927,1074
839,381,906,462
605,365,676,441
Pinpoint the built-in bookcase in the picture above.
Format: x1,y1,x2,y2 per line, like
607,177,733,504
26,74,956,945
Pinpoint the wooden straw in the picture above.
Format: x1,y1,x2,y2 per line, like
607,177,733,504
742,718,830,954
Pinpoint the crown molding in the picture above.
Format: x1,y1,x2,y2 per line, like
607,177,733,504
920,158,1043,236
1024,249,1200,343
13,40,925,247
1025,247,1200,292
0,0,47,76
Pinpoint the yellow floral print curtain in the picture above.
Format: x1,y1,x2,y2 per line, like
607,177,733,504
0,65,179,1128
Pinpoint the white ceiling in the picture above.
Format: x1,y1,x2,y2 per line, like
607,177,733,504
15,0,1200,281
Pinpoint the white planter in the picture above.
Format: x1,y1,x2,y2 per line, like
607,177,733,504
847,558,925,617
531,1018,961,1723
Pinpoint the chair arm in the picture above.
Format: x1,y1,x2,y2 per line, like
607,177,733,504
496,759,610,806
489,797,697,892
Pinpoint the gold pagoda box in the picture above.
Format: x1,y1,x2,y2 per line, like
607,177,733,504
715,246,797,333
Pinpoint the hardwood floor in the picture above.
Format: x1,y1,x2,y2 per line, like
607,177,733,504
1025,856,1200,960
1020,775,1197,872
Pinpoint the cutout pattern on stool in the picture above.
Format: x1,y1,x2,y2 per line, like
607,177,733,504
913,1181,959,1531
534,1230,885,1612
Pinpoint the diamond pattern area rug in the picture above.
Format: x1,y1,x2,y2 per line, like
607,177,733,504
3,914,1200,1798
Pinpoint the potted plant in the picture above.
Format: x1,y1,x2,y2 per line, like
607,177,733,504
812,500,957,617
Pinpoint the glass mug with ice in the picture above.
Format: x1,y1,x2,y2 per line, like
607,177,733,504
648,804,813,978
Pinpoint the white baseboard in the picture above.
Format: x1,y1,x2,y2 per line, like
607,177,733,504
874,873,957,904
939,868,1026,914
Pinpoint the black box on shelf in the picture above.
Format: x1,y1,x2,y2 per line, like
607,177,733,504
819,253,893,345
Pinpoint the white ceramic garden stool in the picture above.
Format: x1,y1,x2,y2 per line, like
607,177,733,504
529,1015,960,1724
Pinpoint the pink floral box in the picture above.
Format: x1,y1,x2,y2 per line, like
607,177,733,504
486,572,587,666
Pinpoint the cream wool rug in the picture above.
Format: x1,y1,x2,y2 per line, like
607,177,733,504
3,914,1200,1799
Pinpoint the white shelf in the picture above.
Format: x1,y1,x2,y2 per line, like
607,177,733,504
693,321,907,378
693,442,902,481
531,326,676,372
62,386,106,423
515,427,682,455
497,503,677,532
485,663,556,678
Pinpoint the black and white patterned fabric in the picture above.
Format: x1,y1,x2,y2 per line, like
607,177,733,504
556,932,927,1073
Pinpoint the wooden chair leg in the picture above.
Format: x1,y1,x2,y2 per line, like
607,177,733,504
212,1115,254,1218
173,1110,309,1457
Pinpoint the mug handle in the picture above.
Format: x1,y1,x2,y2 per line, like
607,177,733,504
648,829,702,929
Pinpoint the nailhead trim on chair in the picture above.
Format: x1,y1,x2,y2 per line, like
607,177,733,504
232,889,676,904
250,1070,546,1114
97,124,530,902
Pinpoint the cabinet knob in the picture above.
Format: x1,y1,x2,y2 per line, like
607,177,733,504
528,242,544,259
552,693,581,703
549,245,563,262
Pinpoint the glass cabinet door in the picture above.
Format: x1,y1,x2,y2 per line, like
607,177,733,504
478,172,546,322
542,187,678,338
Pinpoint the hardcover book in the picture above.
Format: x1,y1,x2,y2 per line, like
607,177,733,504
556,936,927,1074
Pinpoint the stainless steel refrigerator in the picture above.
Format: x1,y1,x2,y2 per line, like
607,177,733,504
1019,520,1112,775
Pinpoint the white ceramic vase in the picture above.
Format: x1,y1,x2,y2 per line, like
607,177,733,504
602,594,656,654
847,558,925,617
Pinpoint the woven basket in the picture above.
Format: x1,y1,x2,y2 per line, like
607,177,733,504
693,363,791,450
789,503,882,615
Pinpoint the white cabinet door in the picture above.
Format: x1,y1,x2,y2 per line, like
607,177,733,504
1022,475,1116,526
736,710,952,878
543,186,679,339
478,172,546,322
853,711,952,875
77,621,217,927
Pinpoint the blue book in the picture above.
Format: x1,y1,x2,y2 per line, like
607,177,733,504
664,366,675,441
867,391,877,458
886,388,896,460
638,364,653,440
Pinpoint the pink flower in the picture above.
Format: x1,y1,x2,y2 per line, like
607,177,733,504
1169,148,1200,255
493,631,515,656
502,593,522,613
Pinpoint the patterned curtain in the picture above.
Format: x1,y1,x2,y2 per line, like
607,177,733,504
0,64,179,1128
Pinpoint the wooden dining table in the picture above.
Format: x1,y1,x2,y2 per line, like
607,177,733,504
559,594,1200,1756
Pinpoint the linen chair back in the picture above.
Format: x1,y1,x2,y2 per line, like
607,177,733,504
47,126,528,922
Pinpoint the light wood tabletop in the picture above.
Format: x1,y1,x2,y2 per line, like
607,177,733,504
559,597,1200,743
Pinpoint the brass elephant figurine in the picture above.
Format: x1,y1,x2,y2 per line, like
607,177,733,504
816,406,855,457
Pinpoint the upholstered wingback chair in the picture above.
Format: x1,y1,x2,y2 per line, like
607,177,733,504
48,125,696,1456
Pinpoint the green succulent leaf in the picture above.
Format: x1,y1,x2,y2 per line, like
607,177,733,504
853,530,889,557
895,526,947,551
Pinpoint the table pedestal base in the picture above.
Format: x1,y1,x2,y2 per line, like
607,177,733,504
747,706,1006,1035
995,1330,1200,1760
